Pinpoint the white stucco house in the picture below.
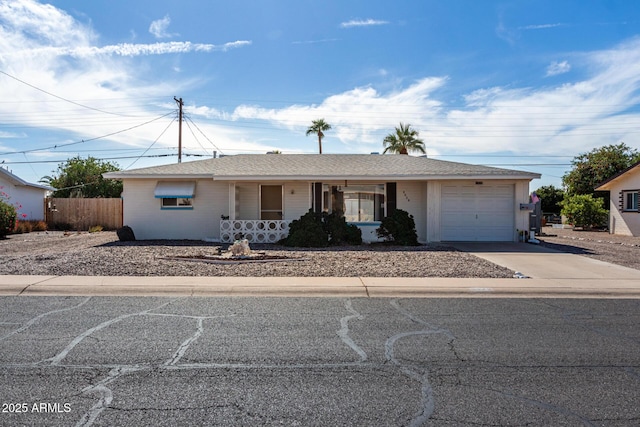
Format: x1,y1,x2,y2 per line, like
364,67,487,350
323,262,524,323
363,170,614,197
104,154,540,243
595,160,640,236
0,167,52,220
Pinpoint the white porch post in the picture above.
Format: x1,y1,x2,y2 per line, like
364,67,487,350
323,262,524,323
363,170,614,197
228,182,236,220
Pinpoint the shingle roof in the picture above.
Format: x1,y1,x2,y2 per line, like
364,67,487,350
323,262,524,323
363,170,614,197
104,154,540,181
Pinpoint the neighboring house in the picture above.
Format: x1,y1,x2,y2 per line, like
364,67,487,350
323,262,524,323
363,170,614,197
104,154,540,243
0,167,52,220
595,160,640,236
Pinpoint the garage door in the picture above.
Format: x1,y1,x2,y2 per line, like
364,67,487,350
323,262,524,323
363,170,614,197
441,183,515,241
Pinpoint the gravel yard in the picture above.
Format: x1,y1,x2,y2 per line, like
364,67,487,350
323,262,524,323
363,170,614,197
539,226,640,270
1,228,638,277
0,231,514,278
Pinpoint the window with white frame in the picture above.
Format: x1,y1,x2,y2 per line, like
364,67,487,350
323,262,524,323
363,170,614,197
623,190,639,211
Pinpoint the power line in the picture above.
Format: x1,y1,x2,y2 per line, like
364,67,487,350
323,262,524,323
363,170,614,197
0,69,137,117
0,153,208,165
0,111,175,156
184,113,224,155
125,117,177,170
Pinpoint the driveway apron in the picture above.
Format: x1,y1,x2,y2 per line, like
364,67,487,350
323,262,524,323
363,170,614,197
450,242,639,279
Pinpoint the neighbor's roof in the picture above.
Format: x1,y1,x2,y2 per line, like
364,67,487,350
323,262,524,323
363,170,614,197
594,159,640,191
0,167,53,191
103,154,541,181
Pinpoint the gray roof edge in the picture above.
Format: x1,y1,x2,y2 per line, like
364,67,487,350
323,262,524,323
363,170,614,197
212,174,540,181
103,172,212,180
0,167,53,191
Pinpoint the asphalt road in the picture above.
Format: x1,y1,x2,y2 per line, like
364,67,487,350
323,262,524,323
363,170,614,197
0,297,638,426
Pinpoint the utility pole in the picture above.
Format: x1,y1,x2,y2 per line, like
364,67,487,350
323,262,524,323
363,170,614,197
174,97,183,163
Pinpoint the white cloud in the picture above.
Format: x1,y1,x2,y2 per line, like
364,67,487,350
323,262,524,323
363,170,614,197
0,0,256,160
226,78,445,150
519,23,565,30
340,19,389,29
546,60,571,76
215,38,640,157
149,15,176,39
7,40,251,58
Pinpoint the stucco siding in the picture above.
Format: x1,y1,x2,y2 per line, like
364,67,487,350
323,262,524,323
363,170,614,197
122,179,219,240
396,181,427,243
284,182,311,220
605,170,640,236
0,177,47,220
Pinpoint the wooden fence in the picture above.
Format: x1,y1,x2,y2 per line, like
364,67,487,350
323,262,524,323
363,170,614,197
45,198,123,230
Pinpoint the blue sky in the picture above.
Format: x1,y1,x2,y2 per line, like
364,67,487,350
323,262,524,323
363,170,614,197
2,0,640,190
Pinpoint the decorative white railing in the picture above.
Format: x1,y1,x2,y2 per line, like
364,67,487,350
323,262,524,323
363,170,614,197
220,220,291,244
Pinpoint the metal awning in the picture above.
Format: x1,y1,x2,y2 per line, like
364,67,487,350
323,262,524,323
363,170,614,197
154,181,196,198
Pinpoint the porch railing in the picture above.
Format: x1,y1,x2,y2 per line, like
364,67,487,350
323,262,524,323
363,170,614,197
220,220,291,244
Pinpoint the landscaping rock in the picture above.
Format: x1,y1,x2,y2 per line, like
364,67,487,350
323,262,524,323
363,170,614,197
116,225,136,242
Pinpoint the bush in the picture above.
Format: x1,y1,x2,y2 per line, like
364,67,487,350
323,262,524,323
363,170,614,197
376,209,419,246
32,221,47,232
281,209,363,247
0,199,17,239
14,220,33,234
89,225,104,233
323,212,362,246
281,210,328,247
560,194,608,230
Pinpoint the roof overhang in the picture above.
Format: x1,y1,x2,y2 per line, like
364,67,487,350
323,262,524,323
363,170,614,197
594,160,640,191
211,174,541,181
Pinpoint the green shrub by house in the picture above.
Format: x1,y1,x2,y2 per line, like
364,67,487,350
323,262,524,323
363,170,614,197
0,199,17,239
323,212,362,246
376,209,419,246
281,209,363,247
559,194,608,230
281,210,329,247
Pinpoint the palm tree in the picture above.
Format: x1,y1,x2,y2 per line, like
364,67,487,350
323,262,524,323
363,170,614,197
382,123,426,155
306,119,332,154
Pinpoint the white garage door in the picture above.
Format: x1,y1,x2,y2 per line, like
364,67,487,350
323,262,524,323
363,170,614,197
441,183,515,241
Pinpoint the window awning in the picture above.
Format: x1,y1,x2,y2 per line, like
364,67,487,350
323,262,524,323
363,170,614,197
154,181,196,198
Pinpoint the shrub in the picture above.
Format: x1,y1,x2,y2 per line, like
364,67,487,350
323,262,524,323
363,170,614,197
376,209,419,246
323,212,362,246
559,194,608,230
0,199,17,239
32,221,47,232
14,220,33,234
281,209,363,247
89,225,104,233
281,210,328,247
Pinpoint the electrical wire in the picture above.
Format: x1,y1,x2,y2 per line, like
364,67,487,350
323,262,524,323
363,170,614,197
0,111,176,156
0,70,139,117
184,113,224,155
125,117,177,170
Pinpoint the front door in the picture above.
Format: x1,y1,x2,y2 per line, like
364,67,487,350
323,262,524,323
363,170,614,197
260,185,283,220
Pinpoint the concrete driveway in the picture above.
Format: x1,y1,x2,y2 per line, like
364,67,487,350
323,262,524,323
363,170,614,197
450,242,639,279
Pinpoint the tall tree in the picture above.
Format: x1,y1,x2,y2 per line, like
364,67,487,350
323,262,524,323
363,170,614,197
534,185,565,214
562,143,640,196
382,123,426,155
305,119,331,154
41,156,123,198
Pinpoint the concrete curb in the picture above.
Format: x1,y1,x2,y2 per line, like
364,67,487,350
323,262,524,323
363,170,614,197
1,275,639,298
